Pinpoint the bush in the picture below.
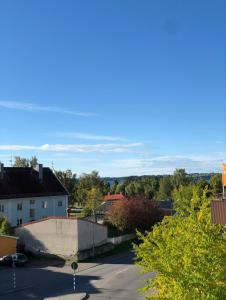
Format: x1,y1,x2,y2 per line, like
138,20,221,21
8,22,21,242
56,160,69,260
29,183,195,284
106,197,163,232
0,217,13,235
134,188,226,300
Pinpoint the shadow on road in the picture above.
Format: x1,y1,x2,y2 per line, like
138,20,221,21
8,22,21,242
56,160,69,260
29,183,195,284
0,266,101,300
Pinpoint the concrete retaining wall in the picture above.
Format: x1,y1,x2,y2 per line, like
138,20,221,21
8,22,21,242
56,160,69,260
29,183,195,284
15,217,108,257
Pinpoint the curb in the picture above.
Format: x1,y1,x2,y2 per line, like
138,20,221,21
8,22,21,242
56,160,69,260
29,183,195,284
44,293,89,300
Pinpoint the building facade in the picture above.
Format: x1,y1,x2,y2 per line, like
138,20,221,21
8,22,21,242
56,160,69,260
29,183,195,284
0,163,68,227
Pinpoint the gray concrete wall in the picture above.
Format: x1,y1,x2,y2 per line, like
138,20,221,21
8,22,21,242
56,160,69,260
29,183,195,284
15,218,108,256
77,219,108,251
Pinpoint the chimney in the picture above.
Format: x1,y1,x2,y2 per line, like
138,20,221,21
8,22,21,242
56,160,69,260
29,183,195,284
34,164,43,183
0,163,4,180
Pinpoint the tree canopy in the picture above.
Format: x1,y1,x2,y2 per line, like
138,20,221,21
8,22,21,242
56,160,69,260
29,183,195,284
135,187,226,300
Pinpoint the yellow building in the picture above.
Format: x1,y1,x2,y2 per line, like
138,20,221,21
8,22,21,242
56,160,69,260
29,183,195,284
0,235,18,257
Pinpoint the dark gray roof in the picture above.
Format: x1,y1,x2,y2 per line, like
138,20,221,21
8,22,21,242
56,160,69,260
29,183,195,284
0,167,68,200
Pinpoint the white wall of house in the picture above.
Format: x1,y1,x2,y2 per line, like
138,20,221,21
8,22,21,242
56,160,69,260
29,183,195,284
0,195,68,227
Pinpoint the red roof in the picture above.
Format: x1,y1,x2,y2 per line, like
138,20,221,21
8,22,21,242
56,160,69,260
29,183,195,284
104,193,125,201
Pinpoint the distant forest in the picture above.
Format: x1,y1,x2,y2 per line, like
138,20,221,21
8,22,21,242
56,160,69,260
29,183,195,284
11,156,221,207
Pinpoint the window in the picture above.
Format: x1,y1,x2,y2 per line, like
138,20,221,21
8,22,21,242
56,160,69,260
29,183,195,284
30,199,35,205
17,219,22,226
58,201,62,207
29,209,35,218
17,203,22,211
42,201,47,209
0,204,4,212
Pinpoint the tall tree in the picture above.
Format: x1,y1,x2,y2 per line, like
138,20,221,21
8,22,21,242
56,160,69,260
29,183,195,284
171,168,188,189
82,188,103,222
76,171,109,206
13,156,29,167
172,184,194,216
13,156,38,167
54,169,77,206
157,176,173,200
135,188,226,300
210,173,222,195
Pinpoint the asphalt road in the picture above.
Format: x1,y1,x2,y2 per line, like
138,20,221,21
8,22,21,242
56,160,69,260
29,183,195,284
0,251,153,300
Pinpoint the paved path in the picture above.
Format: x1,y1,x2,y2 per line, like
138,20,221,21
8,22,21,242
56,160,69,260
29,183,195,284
0,251,153,300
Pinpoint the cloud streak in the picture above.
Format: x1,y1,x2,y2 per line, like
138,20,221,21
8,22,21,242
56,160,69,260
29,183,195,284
52,132,127,142
0,143,143,153
112,153,226,174
0,101,95,117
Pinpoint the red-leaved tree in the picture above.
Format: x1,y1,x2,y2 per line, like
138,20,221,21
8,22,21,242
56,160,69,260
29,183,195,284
106,197,163,231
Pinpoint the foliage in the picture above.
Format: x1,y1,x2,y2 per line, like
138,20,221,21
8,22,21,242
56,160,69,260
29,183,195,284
172,184,194,216
134,188,226,300
76,171,109,206
54,169,78,206
82,188,104,222
157,176,173,200
210,173,222,195
13,156,38,167
171,168,188,189
0,217,13,235
107,197,163,231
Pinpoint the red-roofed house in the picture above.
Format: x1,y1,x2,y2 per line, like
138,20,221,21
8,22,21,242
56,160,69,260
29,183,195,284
103,192,125,206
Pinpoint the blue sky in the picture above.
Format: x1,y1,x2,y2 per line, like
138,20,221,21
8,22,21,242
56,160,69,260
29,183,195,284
0,0,225,176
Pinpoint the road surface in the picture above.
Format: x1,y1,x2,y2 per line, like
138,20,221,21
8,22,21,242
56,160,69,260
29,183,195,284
0,251,153,300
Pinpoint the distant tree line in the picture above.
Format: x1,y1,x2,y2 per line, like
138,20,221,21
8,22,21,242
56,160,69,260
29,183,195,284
9,156,223,207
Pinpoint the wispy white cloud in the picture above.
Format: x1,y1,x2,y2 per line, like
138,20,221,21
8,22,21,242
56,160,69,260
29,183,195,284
52,132,127,142
112,153,226,174
0,101,95,117
0,143,143,153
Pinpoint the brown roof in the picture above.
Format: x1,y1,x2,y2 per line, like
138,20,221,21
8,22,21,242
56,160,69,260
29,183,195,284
0,167,68,200
211,200,226,224
104,193,125,201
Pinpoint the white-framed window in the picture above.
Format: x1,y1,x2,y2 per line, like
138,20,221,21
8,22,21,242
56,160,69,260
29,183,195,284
30,199,35,205
17,203,22,211
0,204,4,212
58,201,62,207
17,218,22,226
42,201,48,209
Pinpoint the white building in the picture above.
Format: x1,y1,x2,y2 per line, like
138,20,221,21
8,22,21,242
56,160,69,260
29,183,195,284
0,163,68,227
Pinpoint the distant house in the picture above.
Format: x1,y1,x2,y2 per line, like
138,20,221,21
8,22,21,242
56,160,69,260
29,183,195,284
0,163,68,227
103,192,125,206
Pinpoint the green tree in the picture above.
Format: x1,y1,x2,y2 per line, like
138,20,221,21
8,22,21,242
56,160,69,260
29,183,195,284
82,188,103,222
13,156,29,167
210,173,222,195
76,171,109,206
171,168,188,189
172,184,194,216
157,176,173,200
54,169,78,206
135,188,226,300
0,217,13,235
13,156,38,167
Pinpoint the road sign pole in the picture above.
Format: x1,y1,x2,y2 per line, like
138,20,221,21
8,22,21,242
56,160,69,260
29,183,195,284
73,269,76,292
12,261,16,289
71,261,78,292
